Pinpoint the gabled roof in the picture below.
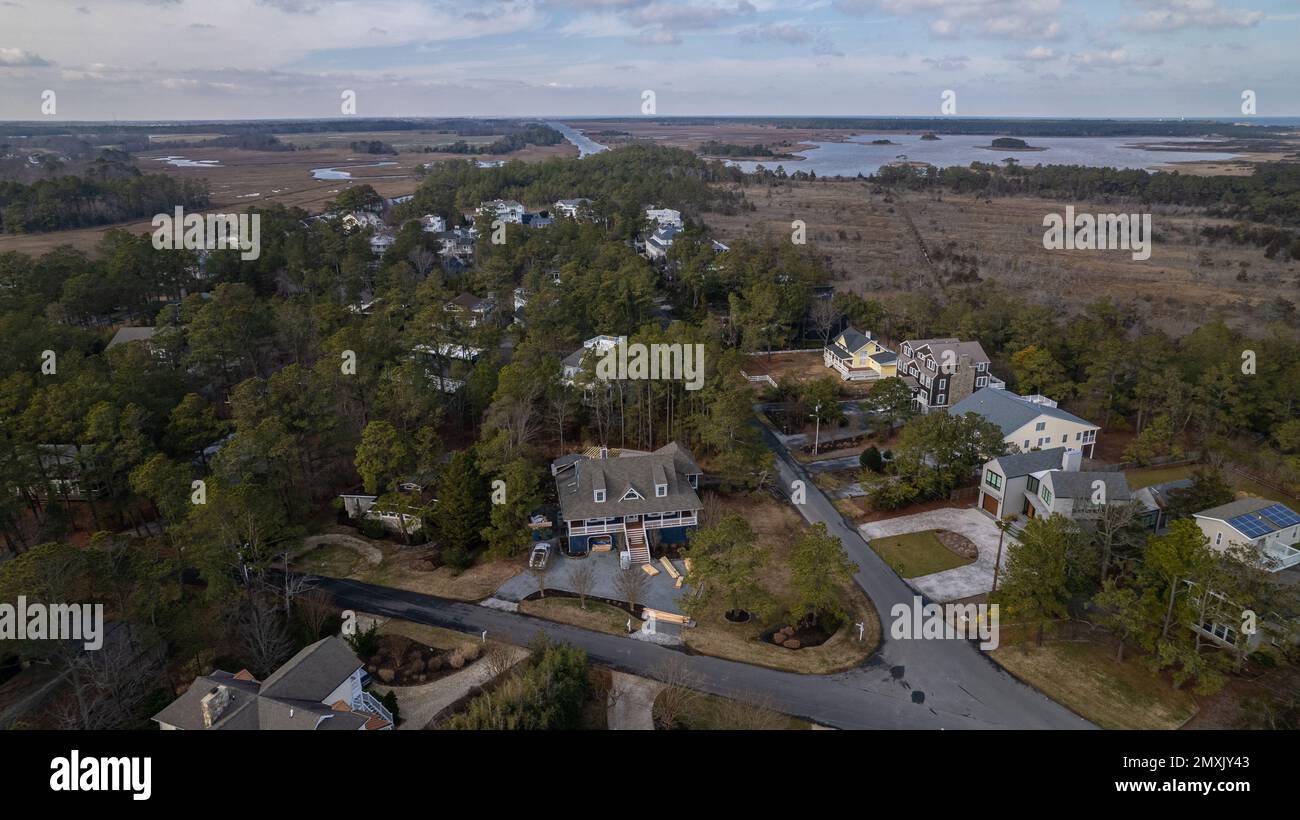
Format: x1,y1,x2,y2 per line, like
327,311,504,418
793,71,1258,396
259,636,362,702
1042,471,1132,501
555,443,702,522
949,388,1097,436
1133,478,1194,512
1195,497,1300,539
989,447,1066,478
900,337,990,367
107,326,157,349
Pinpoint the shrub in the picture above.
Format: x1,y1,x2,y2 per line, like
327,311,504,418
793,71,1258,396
446,642,589,730
860,445,884,473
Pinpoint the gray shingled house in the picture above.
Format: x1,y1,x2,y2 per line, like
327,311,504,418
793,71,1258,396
152,636,392,731
552,443,702,564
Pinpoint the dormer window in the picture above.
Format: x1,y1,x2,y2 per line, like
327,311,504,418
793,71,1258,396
656,483,667,497
594,489,606,503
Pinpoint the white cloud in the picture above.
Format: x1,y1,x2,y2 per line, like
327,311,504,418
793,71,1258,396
0,47,50,66
1126,0,1263,33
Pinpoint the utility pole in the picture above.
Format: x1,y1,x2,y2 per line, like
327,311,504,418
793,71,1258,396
810,402,822,455
992,518,1012,593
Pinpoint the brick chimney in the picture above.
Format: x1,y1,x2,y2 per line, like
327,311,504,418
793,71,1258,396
200,685,231,728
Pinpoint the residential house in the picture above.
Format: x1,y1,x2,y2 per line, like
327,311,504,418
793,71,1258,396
521,211,554,228
823,327,897,382
420,214,447,233
409,342,481,394
34,444,105,501
554,198,592,219
645,207,683,229
340,211,383,232
435,227,476,265
977,447,1132,522
480,199,526,224
153,636,392,731
644,224,680,261
552,443,703,563
949,387,1100,458
443,292,494,327
369,231,396,255
561,334,624,386
897,338,1003,413
1193,498,1300,572
1133,478,1193,531
339,482,432,537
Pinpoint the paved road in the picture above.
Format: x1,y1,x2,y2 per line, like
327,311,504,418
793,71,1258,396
757,421,1092,730
306,422,1093,730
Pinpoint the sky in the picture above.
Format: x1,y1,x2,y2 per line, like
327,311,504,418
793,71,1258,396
1,0,1298,120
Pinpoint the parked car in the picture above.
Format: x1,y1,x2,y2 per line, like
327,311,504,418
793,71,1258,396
529,542,552,569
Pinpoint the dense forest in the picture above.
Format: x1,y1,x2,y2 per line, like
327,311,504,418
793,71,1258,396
0,171,210,233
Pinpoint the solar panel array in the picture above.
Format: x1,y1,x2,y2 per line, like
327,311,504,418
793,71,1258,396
1227,513,1272,539
1259,504,1300,529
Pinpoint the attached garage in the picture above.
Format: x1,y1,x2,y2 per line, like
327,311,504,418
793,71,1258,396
980,492,1000,516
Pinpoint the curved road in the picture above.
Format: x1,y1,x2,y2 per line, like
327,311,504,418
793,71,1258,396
311,424,1093,730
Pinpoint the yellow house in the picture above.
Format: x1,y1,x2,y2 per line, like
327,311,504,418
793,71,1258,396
824,328,898,381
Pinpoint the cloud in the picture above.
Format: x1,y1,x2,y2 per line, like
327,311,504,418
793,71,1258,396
1068,48,1163,70
740,22,815,44
922,53,970,70
1125,0,1263,33
839,0,1066,41
1006,45,1056,61
0,47,50,66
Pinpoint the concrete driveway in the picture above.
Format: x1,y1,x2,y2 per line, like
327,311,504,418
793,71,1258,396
858,507,1015,602
493,547,689,614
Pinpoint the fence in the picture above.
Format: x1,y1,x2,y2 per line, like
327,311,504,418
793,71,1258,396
739,370,777,388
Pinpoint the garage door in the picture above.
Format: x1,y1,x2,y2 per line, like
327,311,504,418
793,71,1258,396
981,492,1000,516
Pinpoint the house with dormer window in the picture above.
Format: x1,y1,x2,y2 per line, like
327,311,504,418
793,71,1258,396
897,337,1004,413
823,327,897,382
551,443,702,564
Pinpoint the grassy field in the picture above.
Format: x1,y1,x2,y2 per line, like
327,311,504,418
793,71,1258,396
990,632,1198,730
655,689,813,730
1125,464,1297,505
706,178,1298,336
519,596,632,636
868,529,975,578
295,543,362,578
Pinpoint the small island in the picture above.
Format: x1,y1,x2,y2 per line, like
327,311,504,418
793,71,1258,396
869,138,900,145
919,132,941,141
981,137,1047,151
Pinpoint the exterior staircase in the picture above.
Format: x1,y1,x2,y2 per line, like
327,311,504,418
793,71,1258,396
625,522,650,564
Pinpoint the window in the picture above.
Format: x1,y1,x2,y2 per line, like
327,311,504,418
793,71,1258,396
594,489,606,503
1075,432,1082,441
1026,476,1039,493
1214,532,1222,546
1023,440,1030,449
937,378,947,389
936,394,946,405
976,362,987,371
1035,421,1046,432
655,483,667,498
984,471,1003,491
1061,435,1067,443
976,377,987,387
1040,486,1053,505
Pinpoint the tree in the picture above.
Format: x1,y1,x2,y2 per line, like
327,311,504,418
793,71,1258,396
859,445,883,474
1090,500,1147,582
652,655,702,731
1121,414,1180,465
788,523,856,626
1010,345,1073,398
481,458,542,559
996,515,1080,646
432,449,489,568
571,561,596,610
1091,580,1146,662
1166,467,1234,521
354,420,409,495
528,560,549,599
887,411,1007,502
678,514,773,621
235,593,294,677
613,566,650,614
868,376,915,432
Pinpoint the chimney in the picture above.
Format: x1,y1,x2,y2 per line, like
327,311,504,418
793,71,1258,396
200,685,231,728
1061,449,1082,473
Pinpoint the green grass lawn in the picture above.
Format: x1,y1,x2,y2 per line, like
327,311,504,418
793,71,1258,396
292,543,360,577
868,529,975,579
1125,465,1296,505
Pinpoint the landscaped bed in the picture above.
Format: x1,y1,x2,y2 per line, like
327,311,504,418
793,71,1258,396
868,528,976,578
519,596,635,636
363,633,482,687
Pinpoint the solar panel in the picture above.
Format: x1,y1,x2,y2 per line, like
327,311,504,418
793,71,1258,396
1227,514,1271,538
1258,504,1300,529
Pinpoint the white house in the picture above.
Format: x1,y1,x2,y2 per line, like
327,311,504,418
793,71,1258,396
341,211,383,232
480,199,526,224
421,214,447,233
1193,498,1300,572
950,387,1100,458
562,334,624,385
369,232,396,255
644,225,680,261
978,446,1133,523
555,198,592,219
645,207,682,229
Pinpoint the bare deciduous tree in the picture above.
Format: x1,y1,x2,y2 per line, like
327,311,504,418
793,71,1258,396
236,594,294,677
297,588,336,640
481,641,517,680
809,296,841,345
571,561,596,610
613,566,649,614
652,656,702,731
711,692,788,731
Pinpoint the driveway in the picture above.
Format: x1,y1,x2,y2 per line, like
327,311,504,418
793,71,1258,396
493,547,689,614
858,508,1014,602
607,671,663,730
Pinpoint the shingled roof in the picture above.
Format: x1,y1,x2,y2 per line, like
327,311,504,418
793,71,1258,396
555,443,702,522
949,388,1097,435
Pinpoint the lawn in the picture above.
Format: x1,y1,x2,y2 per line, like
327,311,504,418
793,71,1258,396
990,631,1198,730
655,689,813,730
519,596,633,637
294,543,361,578
868,529,975,579
1125,464,1297,505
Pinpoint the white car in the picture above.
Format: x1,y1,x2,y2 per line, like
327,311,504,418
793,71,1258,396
529,542,551,569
